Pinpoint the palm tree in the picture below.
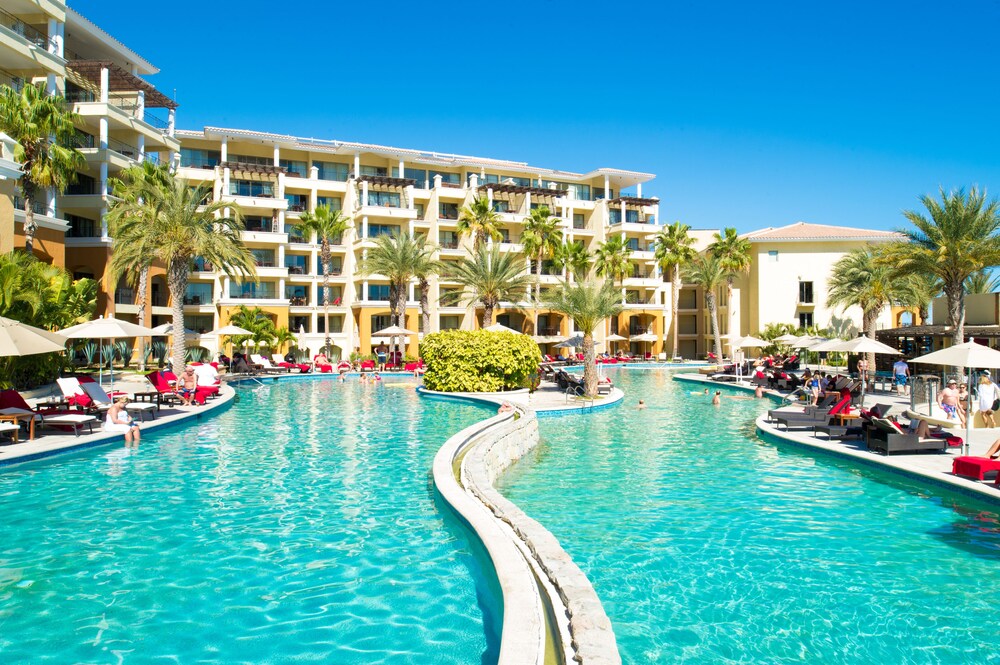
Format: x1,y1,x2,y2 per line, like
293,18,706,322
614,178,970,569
110,176,256,375
272,326,296,353
298,204,350,352
106,162,172,370
457,196,502,250
441,245,532,327
226,305,276,355
898,272,941,325
827,247,913,370
521,206,563,301
966,269,1000,294
709,227,752,336
543,280,623,397
361,233,436,357
884,187,1000,346
654,222,697,359
552,240,591,281
684,253,728,361
594,234,633,289
413,242,438,337
0,83,85,253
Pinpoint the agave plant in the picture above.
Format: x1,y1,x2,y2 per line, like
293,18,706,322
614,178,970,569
115,340,134,369
81,342,97,366
151,340,168,368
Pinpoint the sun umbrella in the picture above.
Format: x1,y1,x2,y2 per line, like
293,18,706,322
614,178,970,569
61,316,157,392
297,325,308,359
738,335,769,349
484,323,521,334
372,325,417,336
0,316,67,357
555,334,586,349
774,333,800,345
210,324,254,359
826,335,900,407
911,341,1000,455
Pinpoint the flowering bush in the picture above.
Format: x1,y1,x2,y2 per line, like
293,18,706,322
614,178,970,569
420,330,541,392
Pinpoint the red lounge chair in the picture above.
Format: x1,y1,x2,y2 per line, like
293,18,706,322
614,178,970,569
145,371,182,405
0,389,97,437
336,361,351,373
952,457,1000,481
314,356,333,373
360,360,376,371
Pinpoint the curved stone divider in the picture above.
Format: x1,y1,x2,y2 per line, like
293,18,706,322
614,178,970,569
672,374,1000,507
423,388,622,665
0,385,237,467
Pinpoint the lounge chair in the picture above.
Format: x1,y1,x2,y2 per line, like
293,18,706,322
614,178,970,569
951,457,1000,481
144,371,182,406
767,393,839,421
867,418,946,455
771,395,852,430
0,389,97,438
360,360,376,371
60,378,158,422
313,356,333,373
251,355,287,374
272,354,310,373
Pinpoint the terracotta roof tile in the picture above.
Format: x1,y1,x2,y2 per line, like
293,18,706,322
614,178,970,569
743,221,904,242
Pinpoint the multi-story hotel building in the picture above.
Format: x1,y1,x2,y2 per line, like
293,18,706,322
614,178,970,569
0,1,178,313
175,127,672,360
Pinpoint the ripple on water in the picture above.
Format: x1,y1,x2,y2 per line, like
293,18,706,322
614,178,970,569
498,370,1000,664
0,380,499,664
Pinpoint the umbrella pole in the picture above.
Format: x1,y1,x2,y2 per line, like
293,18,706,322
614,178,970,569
966,370,973,456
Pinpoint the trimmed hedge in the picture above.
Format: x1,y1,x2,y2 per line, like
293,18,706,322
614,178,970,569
421,330,541,393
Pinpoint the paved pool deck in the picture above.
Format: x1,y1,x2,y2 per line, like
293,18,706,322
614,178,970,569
675,373,1000,505
0,377,235,467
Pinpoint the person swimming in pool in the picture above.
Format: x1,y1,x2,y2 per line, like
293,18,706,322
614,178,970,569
712,391,721,406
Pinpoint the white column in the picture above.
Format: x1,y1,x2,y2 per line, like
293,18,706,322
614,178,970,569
99,161,108,238
361,181,369,207
222,167,230,198
524,192,531,216
46,19,59,95
100,67,109,103
486,186,494,207
136,90,145,121
273,143,280,166
408,282,415,302
279,277,286,300
309,164,318,180
398,158,405,177
406,184,414,210
433,174,442,189
220,137,228,162
168,108,176,137
362,214,369,238
353,153,360,177
137,134,145,161
99,118,108,150
637,183,642,197
46,188,55,218
362,279,369,300
277,244,285,269
223,277,232,299
604,175,610,198
469,174,478,189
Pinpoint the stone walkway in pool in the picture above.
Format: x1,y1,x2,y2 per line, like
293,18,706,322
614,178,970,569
676,372,1000,504
0,377,234,466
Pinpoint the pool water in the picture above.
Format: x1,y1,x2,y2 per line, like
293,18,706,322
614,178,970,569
499,370,1000,663
0,378,500,664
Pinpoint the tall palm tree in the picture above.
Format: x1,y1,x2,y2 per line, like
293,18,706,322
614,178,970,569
552,240,591,281
594,234,633,289
413,241,439,337
110,177,256,375
457,196,502,250
0,83,85,253
827,247,913,370
227,305,276,355
272,326,296,353
654,221,697,359
298,204,350,352
965,269,1000,294
883,187,1000,346
684,253,728,361
709,227,752,336
106,161,172,370
899,272,941,325
543,280,623,397
441,245,532,327
521,205,563,301
361,233,435,357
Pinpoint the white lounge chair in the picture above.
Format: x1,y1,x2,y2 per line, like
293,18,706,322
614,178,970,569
56,377,157,422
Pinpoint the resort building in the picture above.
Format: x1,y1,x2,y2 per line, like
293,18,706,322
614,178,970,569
0,1,178,312
174,126,661,360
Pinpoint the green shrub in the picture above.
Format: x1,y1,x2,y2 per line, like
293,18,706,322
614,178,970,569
421,330,541,393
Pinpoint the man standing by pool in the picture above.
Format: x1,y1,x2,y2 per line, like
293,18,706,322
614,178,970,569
893,357,910,396
375,342,389,371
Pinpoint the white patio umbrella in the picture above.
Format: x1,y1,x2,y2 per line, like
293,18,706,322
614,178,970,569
484,322,521,334
0,316,67,357
825,335,900,407
297,325,308,359
605,332,627,355
372,325,417,366
61,316,157,392
774,333,800,345
911,341,1000,455
630,332,657,359
210,324,254,358
555,334,586,349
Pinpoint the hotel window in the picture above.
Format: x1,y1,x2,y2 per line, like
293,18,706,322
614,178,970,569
316,196,342,211
594,187,614,200
250,249,276,267
359,165,387,177
626,238,640,251
180,148,220,169
415,203,425,217
280,159,307,177
798,312,814,328
371,315,392,332
285,285,308,303
439,202,459,220
568,183,591,201
244,216,273,233
230,154,274,167
186,316,214,334
230,282,276,299
285,255,308,274
290,316,309,333
573,213,586,229
768,250,779,262
798,281,814,304
492,200,511,213
369,224,400,239
285,193,308,211
482,174,500,184
228,180,274,197
429,170,460,185
67,173,96,196
367,191,400,207
609,209,622,224
315,161,349,181
317,316,344,333
393,167,426,186
439,231,459,249
65,214,98,238
440,315,461,330
367,285,391,301
184,283,213,305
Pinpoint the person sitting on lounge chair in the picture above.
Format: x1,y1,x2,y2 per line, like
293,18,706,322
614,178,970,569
105,397,140,446
178,367,199,406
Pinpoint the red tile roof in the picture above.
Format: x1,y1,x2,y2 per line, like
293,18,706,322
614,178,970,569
743,221,904,242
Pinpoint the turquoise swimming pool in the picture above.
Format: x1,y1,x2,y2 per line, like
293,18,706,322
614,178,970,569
498,369,1000,663
0,378,500,663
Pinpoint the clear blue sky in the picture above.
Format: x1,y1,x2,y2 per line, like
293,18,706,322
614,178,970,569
73,0,1000,234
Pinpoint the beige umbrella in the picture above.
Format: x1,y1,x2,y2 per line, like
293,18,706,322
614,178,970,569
372,325,416,366
61,316,158,392
911,341,1000,455
0,316,67,357
210,324,254,358
825,335,900,408
605,332,627,355
774,333,800,345
484,323,521,334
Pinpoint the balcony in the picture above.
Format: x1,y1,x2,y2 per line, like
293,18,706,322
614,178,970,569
0,68,24,93
113,288,134,305
0,9,54,50
183,294,212,306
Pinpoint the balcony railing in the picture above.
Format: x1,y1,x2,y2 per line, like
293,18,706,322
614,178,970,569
229,289,278,300
0,69,24,93
113,288,134,305
244,222,275,233
287,295,309,306
12,196,47,215
439,240,459,249
288,233,309,244
144,111,169,130
285,264,308,275
108,138,137,159
0,9,54,49
573,219,586,230
183,294,211,305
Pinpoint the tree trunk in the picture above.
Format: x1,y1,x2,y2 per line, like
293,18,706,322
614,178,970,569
583,331,598,397
918,305,929,326
707,291,722,361
482,301,495,328
22,194,36,254
419,278,430,340
321,241,331,352
726,276,734,337
535,254,542,303
945,280,965,346
137,266,148,371
167,259,189,376
863,307,878,378
671,267,682,359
